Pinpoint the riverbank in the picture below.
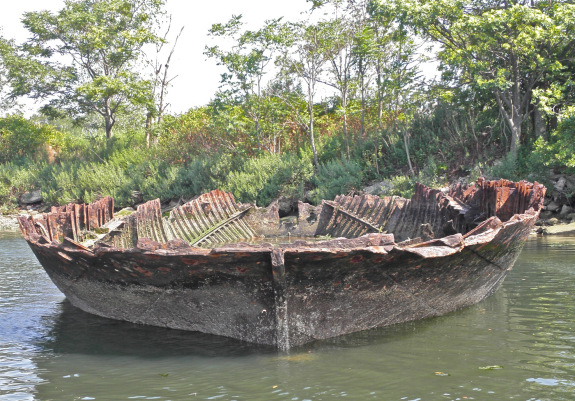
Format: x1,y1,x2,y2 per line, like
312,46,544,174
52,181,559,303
534,221,575,235
0,215,19,231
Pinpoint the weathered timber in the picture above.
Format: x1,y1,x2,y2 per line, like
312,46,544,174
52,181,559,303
18,179,546,350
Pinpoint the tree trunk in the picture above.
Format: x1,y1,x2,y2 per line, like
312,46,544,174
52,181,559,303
533,104,547,140
309,100,319,171
509,114,521,158
104,114,114,140
374,136,380,175
104,99,114,139
403,130,415,175
342,93,350,161
145,113,153,148
495,90,522,158
359,58,366,138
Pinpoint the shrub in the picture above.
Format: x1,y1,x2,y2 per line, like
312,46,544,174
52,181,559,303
220,153,314,206
530,107,575,175
0,161,41,211
309,158,363,204
0,115,66,163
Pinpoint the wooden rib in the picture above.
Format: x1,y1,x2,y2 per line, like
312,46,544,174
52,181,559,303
162,190,256,247
136,199,168,243
192,208,253,246
322,200,382,235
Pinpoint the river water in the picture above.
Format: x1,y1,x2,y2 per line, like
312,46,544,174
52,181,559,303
1,231,574,401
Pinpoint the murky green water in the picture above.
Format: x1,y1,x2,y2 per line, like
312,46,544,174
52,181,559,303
1,231,575,401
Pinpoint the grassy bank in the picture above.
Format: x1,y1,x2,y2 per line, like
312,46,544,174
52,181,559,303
0,107,568,215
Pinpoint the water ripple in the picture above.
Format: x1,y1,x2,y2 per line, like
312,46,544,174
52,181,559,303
1,234,575,400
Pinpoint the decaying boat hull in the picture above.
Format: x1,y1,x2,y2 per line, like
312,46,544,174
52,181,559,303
18,179,545,349
28,242,279,345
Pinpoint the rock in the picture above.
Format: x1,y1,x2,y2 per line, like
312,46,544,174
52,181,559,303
565,176,575,191
420,223,434,241
280,215,298,231
546,217,559,226
568,213,575,221
363,181,393,196
553,192,569,204
19,190,43,205
541,221,575,235
560,205,574,215
294,201,322,236
554,176,567,191
0,215,19,231
545,201,561,213
277,196,295,217
131,190,143,204
540,210,553,219
168,199,180,209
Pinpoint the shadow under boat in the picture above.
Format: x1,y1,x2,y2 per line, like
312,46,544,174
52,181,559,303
37,299,274,358
38,298,454,356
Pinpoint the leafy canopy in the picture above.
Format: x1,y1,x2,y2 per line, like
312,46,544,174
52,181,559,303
11,0,165,138
393,0,575,155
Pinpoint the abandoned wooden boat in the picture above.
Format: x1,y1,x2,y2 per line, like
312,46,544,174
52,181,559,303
18,178,545,350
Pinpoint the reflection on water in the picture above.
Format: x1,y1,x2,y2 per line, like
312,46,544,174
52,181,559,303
41,300,274,358
1,232,575,400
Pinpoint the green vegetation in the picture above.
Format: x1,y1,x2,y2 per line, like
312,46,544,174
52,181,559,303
1,0,575,213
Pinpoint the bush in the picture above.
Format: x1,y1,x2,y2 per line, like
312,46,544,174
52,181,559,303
157,108,220,164
220,153,314,206
0,161,41,211
385,175,417,198
485,144,550,186
530,107,575,174
0,115,66,163
309,158,363,204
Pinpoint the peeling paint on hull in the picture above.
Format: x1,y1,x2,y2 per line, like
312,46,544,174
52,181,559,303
18,179,545,350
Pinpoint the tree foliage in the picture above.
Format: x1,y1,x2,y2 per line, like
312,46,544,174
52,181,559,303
205,16,294,154
395,0,575,156
9,0,164,138
3,0,575,212
0,115,65,163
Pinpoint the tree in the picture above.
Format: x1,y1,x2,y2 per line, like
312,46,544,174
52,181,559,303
0,36,25,112
395,0,575,158
277,22,330,170
0,38,13,111
381,36,425,176
350,0,394,173
10,0,164,139
318,16,356,160
205,16,292,153
146,19,184,147
308,0,374,159
349,1,374,139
